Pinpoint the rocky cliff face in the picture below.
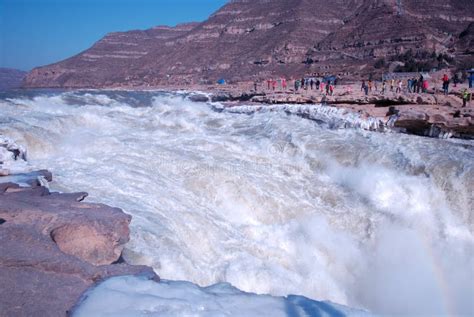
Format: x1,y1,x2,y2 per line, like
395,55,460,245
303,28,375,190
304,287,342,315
456,22,474,54
23,0,474,88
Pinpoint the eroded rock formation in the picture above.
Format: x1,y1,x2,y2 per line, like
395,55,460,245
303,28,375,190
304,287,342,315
23,0,474,88
200,87,474,139
0,177,158,317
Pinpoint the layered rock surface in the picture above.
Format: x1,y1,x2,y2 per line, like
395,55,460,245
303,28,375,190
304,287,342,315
456,22,474,55
23,0,474,88
192,83,474,139
0,175,158,317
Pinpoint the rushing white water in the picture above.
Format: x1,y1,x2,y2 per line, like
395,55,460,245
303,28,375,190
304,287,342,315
1,90,473,316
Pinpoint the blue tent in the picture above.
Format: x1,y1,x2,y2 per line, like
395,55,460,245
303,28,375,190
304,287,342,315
217,79,226,85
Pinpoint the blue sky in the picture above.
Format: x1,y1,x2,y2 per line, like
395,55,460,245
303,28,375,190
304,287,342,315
0,0,227,71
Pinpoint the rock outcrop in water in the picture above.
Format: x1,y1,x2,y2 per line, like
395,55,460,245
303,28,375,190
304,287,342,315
1,136,27,162
23,0,474,88
0,173,158,317
198,85,474,139
0,136,28,176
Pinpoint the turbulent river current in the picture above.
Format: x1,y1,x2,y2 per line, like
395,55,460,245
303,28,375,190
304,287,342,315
1,90,473,316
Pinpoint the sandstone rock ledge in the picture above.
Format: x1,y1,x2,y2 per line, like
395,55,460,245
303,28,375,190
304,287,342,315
0,174,158,317
195,90,474,139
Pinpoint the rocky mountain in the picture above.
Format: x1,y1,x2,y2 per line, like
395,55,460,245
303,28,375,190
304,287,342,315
24,0,474,88
0,68,27,90
456,22,474,55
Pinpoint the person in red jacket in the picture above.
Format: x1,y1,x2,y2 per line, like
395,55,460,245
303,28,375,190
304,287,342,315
442,74,450,95
422,80,429,93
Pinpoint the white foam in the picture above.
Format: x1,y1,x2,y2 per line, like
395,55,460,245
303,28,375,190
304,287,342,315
223,104,386,132
0,135,29,173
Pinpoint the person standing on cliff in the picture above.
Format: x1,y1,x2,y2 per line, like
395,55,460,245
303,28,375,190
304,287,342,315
453,73,459,88
381,81,386,94
396,80,402,93
418,74,424,93
442,74,450,95
443,74,450,95
254,81,258,92
282,78,287,91
390,79,395,92
361,80,366,92
422,79,429,93
462,89,470,107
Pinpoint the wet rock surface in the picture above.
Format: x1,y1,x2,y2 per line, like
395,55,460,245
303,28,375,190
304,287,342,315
211,87,474,139
0,176,158,317
0,169,52,187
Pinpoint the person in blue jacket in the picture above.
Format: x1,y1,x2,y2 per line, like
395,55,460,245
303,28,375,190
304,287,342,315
469,70,473,89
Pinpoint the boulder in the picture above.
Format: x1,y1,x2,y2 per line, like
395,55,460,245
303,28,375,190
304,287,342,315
393,110,431,135
211,93,232,102
188,93,209,103
0,177,159,317
0,186,131,266
386,106,399,116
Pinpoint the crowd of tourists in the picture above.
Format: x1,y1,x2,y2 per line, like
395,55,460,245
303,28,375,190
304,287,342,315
257,76,339,95
360,73,471,107
361,74,430,96
254,73,471,107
